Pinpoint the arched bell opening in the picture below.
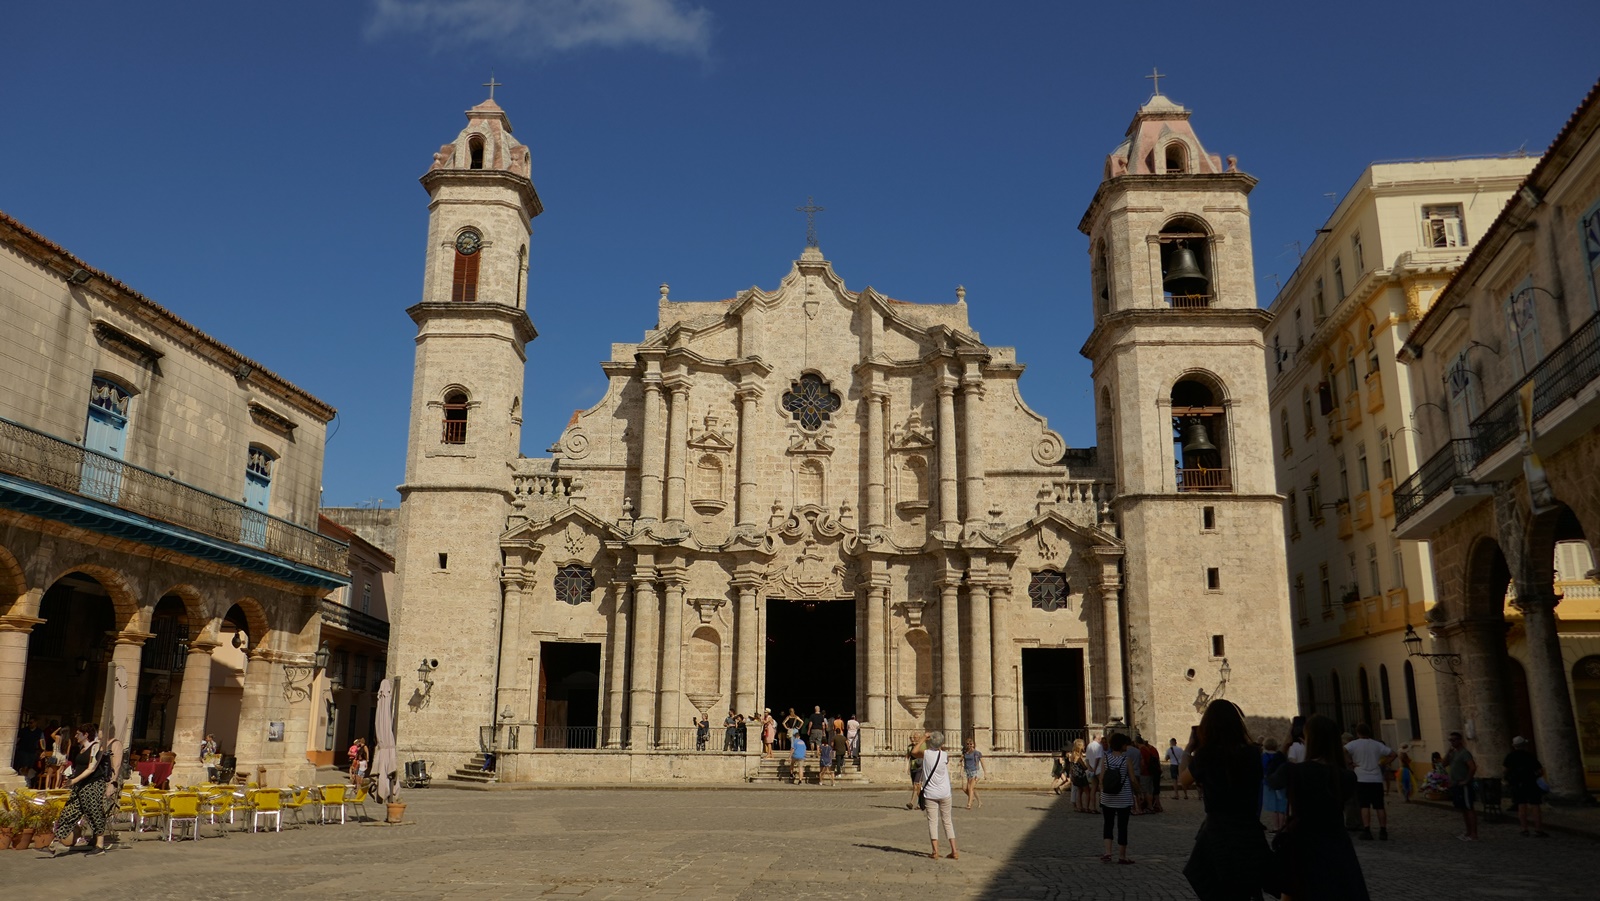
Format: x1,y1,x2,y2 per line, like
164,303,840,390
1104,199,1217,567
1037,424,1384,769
1158,217,1213,308
1171,376,1231,492
1091,238,1112,318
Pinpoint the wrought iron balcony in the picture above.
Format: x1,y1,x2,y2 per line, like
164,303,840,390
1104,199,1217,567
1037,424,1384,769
319,598,390,643
1393,439,1478,525
1472,313,1600,463
0,415,346,575
1176,467,1232,492
1166,293,1215,309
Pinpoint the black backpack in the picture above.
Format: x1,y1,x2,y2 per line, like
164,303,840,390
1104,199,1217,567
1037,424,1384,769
1103,753,1125,795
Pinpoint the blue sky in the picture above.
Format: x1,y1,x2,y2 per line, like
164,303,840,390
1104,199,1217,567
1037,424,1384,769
3,1,1597,507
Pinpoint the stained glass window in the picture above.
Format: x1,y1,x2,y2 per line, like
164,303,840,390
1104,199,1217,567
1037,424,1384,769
1028,570,1069,611
781,373,842,431
554,564,595,606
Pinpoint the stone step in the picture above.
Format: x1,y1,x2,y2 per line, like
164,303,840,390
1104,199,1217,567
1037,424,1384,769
747,755,867,784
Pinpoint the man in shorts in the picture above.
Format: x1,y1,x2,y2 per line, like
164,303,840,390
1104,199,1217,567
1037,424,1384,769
1083,733,1104,809
1444,731,1478,841
1138,736,1163,812
1344,723,1391,840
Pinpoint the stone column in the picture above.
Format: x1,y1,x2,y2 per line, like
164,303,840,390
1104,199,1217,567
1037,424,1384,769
168,640,220,785
657,574,685,730
108,633,148,743
938,575,962,734
865,389,887,529
1513,590,1587,802
495,576,527,725
664,381,691,523
967,578,992,750
936,380,959,538
734,581,759,716
639,376,665,522
233,648,274,776
0,614,43,786
605,581,630,748
735,386,762,527
1101,586,1126,725
961,376,986,528
1452,616,1514,778
865,577,888,729
629,574,660,747
989,581,1017,750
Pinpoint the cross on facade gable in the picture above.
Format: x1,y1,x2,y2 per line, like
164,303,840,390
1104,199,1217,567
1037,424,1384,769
1145,67,1166,96
483,73,503,101
796,196,825,248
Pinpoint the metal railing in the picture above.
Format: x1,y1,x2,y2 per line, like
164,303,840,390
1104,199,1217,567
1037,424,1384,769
1166,294,1215,309
1176,467,1232,492
319,598,391,642
992,728,1087,754
1392,439,1478,525
0,416,346,573
1472,314,1600,463
539,725,599,750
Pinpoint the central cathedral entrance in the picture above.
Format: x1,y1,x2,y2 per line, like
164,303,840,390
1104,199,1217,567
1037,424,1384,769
764,598,856,721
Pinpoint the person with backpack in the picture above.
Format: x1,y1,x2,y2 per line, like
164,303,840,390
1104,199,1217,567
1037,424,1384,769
42,722,112,856
1098,732,1137,864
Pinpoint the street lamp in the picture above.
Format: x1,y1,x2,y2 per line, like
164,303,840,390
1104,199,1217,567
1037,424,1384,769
314,640,331,671
1402,624,1464,683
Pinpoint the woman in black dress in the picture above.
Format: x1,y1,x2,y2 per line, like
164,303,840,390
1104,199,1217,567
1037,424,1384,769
1182,700,1269,900
43,722,110,856
1266,714,1370,901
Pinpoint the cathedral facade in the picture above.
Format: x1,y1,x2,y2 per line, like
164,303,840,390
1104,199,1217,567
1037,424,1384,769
388,95,1297,782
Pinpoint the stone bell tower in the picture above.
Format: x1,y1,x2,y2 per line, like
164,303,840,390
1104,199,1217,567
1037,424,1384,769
1078,89,1297,742
390,96,542,769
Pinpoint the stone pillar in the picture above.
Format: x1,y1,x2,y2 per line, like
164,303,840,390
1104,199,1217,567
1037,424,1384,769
0,614,43,786
967,578,992,750
938,575,961,734
639,376,665,522
865,389,887,529
1101,586,1125,725
233,648,274,777
657,574,685,730
495,576,527,725
108,633,148,742
168,640,220,786
605,581,630,748
736,386,762,527
664,381,691,523
960,376,986,528
1452,616,1514,778
734,581,759,716
989,581,1016,750
936,380,959,539
1514,590,1587,802
629,574,660,747
865,578,887,729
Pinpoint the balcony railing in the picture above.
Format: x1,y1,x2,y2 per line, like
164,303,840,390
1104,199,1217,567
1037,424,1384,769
1472,314,1600,463
1392,439,1477,524
1166,294,1215,309
0,415,346,574
319,598,391,643
1176,467,1232,492
991,728,1086,754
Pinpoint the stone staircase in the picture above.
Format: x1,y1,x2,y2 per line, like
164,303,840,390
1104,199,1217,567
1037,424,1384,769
447,752,496,784
747,754,868,785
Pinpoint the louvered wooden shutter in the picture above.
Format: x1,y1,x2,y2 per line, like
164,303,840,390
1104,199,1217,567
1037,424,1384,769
451,252,480,302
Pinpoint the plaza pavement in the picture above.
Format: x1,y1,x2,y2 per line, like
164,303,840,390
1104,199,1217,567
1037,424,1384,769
3,785,1591,900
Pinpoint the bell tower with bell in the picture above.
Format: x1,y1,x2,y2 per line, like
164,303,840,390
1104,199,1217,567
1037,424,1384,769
1078,85,1297,742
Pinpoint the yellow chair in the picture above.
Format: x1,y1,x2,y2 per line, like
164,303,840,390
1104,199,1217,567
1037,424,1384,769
200,791,234,836
281,788,314,827
345,785,371,822
317,784,347,824
166,792,202,842
249,789,281,833
132,792,167,838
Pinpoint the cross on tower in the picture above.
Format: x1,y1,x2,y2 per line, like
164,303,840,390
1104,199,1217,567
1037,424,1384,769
1145,67,1166,96
483,72,503,101
796,196,825,248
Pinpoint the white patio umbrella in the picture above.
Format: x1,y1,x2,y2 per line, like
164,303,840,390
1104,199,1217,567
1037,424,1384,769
373,677,398,803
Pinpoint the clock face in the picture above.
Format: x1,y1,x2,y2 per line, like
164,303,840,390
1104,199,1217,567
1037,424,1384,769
455,229,483,256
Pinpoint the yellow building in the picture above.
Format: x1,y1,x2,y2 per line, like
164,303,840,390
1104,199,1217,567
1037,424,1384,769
1264,157,1535,764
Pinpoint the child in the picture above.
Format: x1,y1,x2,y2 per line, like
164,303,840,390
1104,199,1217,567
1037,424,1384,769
819,740,835,786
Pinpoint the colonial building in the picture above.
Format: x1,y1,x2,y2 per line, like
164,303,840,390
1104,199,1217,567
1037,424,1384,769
0,211,347,789
307,514,392,770
1263,158,1536,759
1395,79,1600,799
388,93,1298,783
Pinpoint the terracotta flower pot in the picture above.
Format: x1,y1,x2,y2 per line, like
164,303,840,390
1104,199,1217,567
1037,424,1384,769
385,802,406,824
0,828,12,849
13,829,34,850
32,828,54,850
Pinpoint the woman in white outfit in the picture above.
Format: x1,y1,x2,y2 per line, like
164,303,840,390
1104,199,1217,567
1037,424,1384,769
921,731,960,859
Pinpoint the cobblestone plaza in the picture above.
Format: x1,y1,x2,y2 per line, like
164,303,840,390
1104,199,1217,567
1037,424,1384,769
7,787,1589,899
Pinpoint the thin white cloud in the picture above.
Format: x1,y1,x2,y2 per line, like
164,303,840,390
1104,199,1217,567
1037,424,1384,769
366,0,712,58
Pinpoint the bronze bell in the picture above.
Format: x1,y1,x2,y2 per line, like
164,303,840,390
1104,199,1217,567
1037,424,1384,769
1181,419,1217,455
1164,245,1209,295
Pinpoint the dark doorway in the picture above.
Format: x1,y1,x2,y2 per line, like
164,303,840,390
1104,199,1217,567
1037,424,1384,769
765,599,855,722
538,642,600,749
1021,648,1085,752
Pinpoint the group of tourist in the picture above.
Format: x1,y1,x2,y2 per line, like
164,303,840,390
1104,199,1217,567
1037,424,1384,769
1054,733,1174,816
784,706,860,783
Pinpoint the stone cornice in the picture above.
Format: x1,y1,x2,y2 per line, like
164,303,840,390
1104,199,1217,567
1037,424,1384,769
1078,172,1258,235
407,300,537,349
420,167,543,219
1079,307,1271,361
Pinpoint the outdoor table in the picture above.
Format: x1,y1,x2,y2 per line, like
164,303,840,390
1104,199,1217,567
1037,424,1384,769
135,760,173,787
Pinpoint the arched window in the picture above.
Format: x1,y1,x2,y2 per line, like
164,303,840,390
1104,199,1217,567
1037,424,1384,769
1402,661,1421,739
1357,667,1373,728
1330,670,1345,731
1028,569,1069,611
1164,141,1188,174
451,228,482,302
1379,664,1394,720
241,445,275,546
1092,239,1112,317
83,375,133,501
781,373,842,431
468,135,485,170
554,564,595,605
1304,674,1316,715
1172,376,1230,492
442,391,469,444
1158,217,1211,306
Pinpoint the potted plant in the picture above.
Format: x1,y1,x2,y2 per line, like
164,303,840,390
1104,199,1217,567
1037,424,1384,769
31,810,54,849
384,790,406,824
13,808,38,850
0,809,17,849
